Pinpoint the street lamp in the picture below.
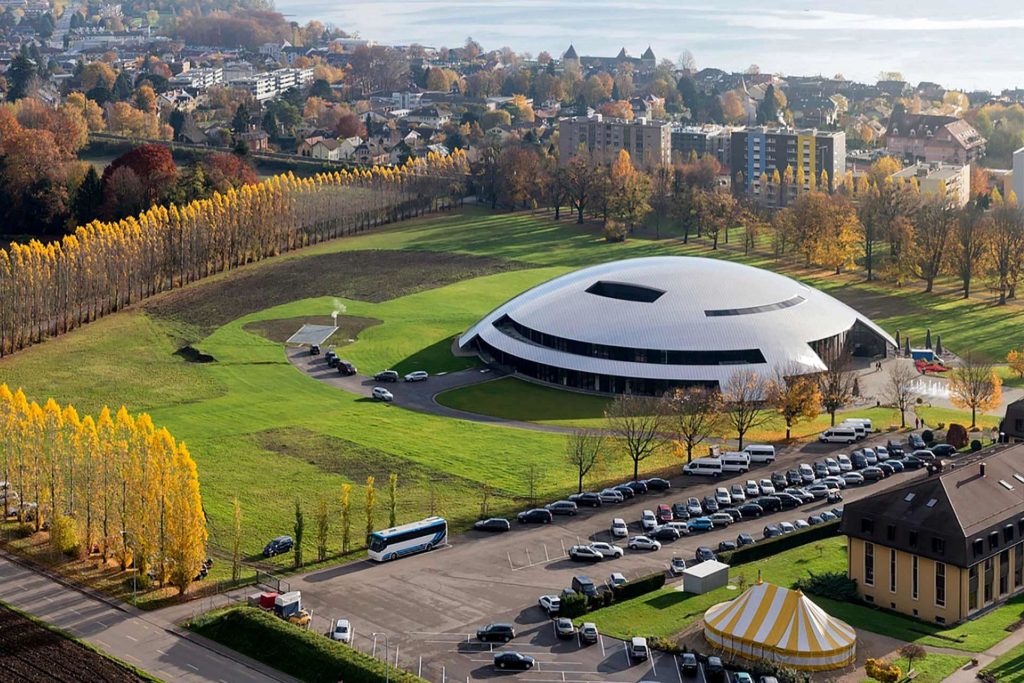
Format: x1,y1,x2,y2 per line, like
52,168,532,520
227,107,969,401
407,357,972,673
371,632,390,683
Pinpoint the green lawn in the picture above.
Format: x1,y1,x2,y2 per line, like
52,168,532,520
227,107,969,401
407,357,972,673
859,654,969,683
583,534,1024,653
915,405,1001,432
1,206,1020,573
982,640,1024,682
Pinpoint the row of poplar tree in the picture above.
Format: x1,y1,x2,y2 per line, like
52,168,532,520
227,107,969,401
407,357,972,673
0,150,469,356
0,384,207,594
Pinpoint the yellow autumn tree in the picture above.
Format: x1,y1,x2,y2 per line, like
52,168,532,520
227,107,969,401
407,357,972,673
165,441,208,594
1009,347,1024,379
949,354,1003,429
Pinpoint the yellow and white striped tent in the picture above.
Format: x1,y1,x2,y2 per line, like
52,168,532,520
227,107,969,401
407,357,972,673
702,580,856,671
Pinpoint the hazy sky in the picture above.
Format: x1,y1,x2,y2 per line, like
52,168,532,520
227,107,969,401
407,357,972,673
273,0,1024,91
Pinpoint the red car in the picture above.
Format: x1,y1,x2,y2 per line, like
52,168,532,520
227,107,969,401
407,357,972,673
656,504,673,523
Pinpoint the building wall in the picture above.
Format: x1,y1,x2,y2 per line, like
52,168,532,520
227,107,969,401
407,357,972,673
1013,148,1024,208
848,536,1024,624
558,117,671,168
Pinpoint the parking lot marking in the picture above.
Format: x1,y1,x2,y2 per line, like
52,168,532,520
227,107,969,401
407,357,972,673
650,652,657,675
186,663,199,672
674,655,683,683
125,635,138,642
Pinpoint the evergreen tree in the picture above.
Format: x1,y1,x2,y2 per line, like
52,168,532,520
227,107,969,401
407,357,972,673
757,84,780,124
113,70,133,101
231,103,249,133
168,109,186,138
73,166,103,225
6,54,37,101
293,499,304,568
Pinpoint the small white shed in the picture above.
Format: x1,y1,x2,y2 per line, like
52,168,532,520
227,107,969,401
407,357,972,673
683,560,729,594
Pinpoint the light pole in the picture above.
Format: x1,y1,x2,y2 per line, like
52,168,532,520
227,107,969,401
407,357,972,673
372,632,390,683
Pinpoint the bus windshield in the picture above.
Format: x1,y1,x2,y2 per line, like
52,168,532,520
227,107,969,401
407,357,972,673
367,534,387,552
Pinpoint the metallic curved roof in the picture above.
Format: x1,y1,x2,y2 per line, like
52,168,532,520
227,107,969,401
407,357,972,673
459,256,894,383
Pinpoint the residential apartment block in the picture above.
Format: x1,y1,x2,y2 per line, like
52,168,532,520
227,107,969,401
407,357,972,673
558,114,672,168
729,127,846,204
842,447,1024,625
670,124,736,168
885,112,985,166
230,68,314,102
168,67,223,90
891,162,971,207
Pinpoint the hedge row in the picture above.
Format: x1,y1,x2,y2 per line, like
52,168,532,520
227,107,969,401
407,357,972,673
612,572,666,601
717,520,841,565
188,607,427,683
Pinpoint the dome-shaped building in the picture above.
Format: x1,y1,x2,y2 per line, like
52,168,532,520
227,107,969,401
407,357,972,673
458,257,894,395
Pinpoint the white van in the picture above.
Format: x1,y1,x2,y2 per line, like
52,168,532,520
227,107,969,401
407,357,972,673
819,427,857,444
682,458,723,477
743,444,776,464
839,421,867,440
630,636,650,661
843,417,874,433
720,452,751,473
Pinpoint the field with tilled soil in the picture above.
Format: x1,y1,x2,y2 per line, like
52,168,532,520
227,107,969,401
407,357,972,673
0,605,150,682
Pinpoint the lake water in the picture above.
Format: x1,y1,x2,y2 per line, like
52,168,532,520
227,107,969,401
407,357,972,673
273,0,1024,92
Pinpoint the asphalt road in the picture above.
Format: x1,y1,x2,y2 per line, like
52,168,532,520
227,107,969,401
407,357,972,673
0,552,293,683
287,431,924,683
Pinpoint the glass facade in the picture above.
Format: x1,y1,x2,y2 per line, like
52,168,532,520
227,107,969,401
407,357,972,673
935,562,945,607
890,548,897,592
984,558,994,604
865,542,874,586
969,565,978,611
912,555,919,600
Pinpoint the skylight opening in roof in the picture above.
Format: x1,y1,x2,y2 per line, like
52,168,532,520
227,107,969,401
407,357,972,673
1000,480,1015,491
1014,473,1024,484
704,295,806,317
904,493,916,502
926,499,938,507
585,281,665,303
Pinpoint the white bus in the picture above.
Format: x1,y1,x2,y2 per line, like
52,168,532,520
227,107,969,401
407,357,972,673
367,516,447,562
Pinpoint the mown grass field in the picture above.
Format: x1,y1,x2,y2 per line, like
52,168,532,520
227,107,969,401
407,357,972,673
859,654,970,683
1,207,1019,571
981,640,1024,682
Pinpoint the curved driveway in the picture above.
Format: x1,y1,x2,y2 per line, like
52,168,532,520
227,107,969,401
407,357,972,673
286,347,580,433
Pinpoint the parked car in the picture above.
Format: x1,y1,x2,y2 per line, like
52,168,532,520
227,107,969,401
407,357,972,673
913,449,936,462
771,472,788,490
630,636,650,661
670,557,687,575
688,517,714,532
371,387,394,402
729,484,746,503
589,542,624,559
719,508,742,523
805,484,832,499
878,462,895,477
626,480,649,494
538,595,560,614
875,446,890,461
709,512,734,527
734,673,754,683
657,503,674,523
373,370,399,382
494,652,534,670
702,496,719,513
641,509,658,531
737,532,756,546
824,458,841,475
695,546,717,563
545,500,578,516
745,480,760,497
651,525,681,541
645,477,671,491
718,540,737,552
517,508,552,524
786,470,803,486
309,344,320,355
679,652,699,676
336,360,357,376
755,496,782,512
738,503,764,518
758,479,776,495
403,370,429,382
671,502,691,519
794,519,810,529
900,455,925,469
686,497,703,517
477,623,515,642
579,622,599,644
705,656,726,682
599,489,624,504
842,472,865,486
324,351,338,367
888,459,905,473
473,518,511,532
779,521,796,534
861,466,884,482
788,488,815,503
715,487,732,507
608,572,627,588
628,535,661,551
909,433,927,449
554,618,576,639
329,618,351,643
569,492,602,507
807,514,825,525
799,464,815,483
263,536,293,557
820,510,839,522
610,518,629,538
837,455,853,472
775,492,802,510
612,484,636,499
569,545,604,562
763,525,782,539
823,475,847,489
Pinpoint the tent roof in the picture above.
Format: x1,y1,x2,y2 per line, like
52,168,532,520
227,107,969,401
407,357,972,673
703,581,855,656
285,324,338,346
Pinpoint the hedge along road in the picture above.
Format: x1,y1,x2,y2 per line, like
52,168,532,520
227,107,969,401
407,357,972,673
282,429,926,683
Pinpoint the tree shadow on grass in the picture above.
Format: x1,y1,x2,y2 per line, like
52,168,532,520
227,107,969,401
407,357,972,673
395,335,478,375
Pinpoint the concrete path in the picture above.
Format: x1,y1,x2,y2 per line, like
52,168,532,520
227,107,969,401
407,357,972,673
0,551,295,683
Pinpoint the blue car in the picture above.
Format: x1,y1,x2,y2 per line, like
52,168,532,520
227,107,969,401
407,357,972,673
688,517,714,532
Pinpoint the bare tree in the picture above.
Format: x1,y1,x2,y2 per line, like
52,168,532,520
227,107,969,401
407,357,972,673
605,393,666,481
565,429,605,493
883,362,920,428
722,370,773,449
663,387,721,462
523,464,540,507
819,352,856,425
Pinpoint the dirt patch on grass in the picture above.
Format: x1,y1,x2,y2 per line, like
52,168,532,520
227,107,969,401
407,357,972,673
0,605,149,682
242,315,382,346
145,249,526,338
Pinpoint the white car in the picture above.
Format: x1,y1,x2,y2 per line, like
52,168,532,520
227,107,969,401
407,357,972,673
371,387,394,402
538,595,560,614
640,509,657,531
609,572,627,587
628,535,661,551
589,542,624,559
875,446,890,461
610,518,629,538
599,488,624,504
744,480,760,497
729,484,746,503
799,463,815,483
670,557,687,575
837,454,853,472
330,618,352,643
714,487,732,506
779,522,796,534
665,521,691,536
403,370,429,382
759,479,776,495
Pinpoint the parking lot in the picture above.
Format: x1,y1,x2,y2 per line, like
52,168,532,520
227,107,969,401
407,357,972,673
283,428,926,682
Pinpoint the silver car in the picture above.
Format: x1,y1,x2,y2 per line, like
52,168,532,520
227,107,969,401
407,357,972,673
403,370,429,382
